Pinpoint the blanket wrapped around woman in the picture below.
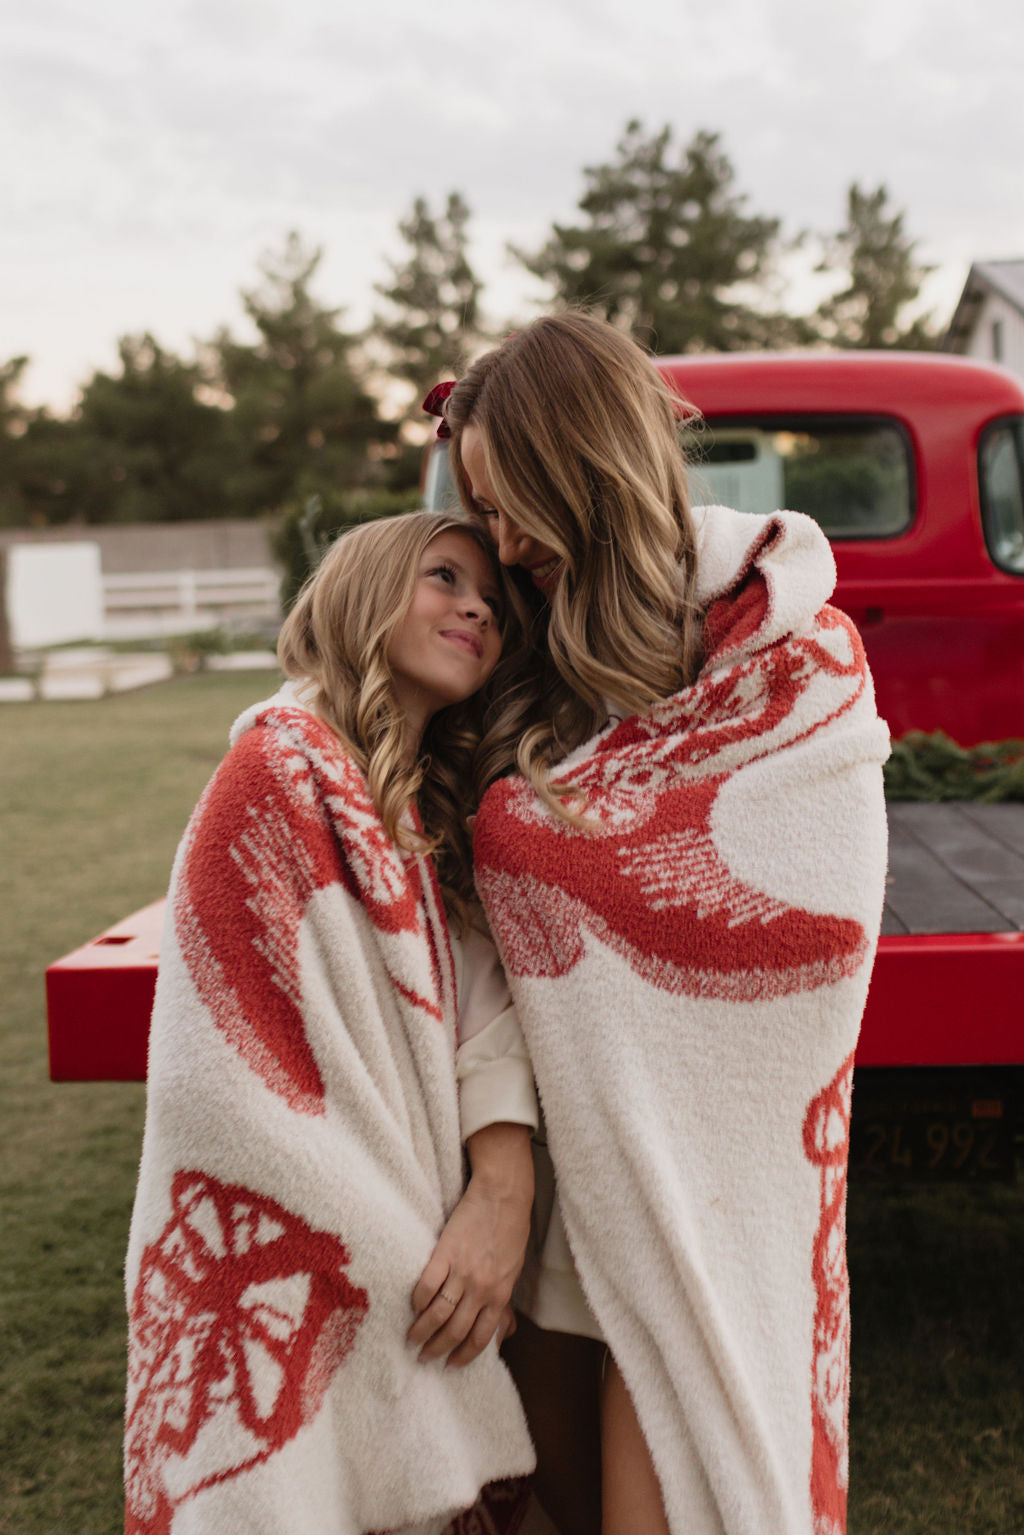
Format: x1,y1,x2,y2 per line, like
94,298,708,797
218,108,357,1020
475,505,890,1535
124,695,534,1535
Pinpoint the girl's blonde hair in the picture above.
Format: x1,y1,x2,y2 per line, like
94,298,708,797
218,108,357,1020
445,312,703,815
277,510,529,926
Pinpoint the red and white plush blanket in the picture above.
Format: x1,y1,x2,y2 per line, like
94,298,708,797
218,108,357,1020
475,506,890,1535
124,692,534,1535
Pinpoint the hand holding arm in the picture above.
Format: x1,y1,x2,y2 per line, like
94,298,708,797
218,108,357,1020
408,1121,534,1367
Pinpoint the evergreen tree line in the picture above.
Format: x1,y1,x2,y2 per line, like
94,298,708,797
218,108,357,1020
0,121,936,532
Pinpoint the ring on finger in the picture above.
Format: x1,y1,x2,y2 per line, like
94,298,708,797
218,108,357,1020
438,1289,459,1308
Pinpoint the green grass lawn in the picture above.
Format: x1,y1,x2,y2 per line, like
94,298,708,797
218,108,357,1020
846,1179,1024,1533
1,672,1022,1534
0,671,280,1535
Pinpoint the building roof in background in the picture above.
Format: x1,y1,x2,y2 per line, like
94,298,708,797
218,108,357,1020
944,259,1024,351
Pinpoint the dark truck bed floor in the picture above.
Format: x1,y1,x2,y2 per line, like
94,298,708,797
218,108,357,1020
882,802,1024,936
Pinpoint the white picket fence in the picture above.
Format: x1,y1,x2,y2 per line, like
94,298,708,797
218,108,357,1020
101,567,281,640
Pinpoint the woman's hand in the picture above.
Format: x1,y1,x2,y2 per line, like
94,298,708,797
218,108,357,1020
408,1122,534,1368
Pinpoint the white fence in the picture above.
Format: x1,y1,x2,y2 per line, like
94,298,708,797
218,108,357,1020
101,567,281,640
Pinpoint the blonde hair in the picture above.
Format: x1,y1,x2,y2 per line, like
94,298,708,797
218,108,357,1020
277,510,529,926
446,312,703,815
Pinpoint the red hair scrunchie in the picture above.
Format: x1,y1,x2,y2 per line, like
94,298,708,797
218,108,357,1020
422,380,456,440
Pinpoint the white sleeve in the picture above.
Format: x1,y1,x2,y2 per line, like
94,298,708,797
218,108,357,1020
453,926,539,1143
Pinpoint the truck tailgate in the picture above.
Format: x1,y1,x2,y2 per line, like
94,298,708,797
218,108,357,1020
859,802,1024,1067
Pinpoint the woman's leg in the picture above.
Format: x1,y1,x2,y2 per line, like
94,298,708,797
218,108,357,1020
600,1356,670,1535
502,1313,604,1535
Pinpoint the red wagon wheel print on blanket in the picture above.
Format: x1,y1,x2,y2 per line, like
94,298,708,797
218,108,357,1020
125,1169,369,1535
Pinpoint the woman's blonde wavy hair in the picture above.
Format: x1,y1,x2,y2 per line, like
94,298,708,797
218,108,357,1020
277,510,531,928
445,312,703,817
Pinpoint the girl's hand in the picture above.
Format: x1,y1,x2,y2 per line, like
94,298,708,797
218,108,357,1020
408,1122,534,1367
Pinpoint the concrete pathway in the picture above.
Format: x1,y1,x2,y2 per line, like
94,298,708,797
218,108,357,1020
1,648,278,701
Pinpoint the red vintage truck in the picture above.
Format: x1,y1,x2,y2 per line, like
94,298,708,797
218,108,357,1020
47,351,1024,1179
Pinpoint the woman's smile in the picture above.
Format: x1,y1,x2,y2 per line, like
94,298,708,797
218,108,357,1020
524,555,562,591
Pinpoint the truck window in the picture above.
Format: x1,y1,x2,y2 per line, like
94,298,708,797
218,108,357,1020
979,417,1024,574
424,442,460,512
685,418,914,539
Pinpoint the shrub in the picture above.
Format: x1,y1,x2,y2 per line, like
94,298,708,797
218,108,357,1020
272,487,423,610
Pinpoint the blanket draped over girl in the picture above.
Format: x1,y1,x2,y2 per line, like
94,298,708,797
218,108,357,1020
124,696,534,1535
475,505,890,1535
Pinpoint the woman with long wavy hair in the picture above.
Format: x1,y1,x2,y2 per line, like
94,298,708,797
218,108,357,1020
124,511,541,1535
432,315,890,1535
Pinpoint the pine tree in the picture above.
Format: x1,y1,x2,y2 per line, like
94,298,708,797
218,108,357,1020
209,232,390,516
513,121,807,352
74,334,232,521
815,184,936,349
373,192,483,421
0,358,34,526
2,339,232,525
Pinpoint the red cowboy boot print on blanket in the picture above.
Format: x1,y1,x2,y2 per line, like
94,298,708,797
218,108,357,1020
125,1170,369,1535
176,711,449,1115
475,606,870,1003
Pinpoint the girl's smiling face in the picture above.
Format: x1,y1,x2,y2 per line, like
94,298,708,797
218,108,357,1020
461,425,564,593
386,529,504,738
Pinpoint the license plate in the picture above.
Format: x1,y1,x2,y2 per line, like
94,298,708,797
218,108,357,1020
850,1076,1015,1182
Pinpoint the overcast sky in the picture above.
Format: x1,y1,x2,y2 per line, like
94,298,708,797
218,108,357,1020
3,0,1023,409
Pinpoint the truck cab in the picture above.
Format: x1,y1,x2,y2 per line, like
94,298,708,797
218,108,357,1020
428,352,1024,744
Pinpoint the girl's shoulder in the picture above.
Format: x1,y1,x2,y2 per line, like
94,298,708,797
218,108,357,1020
229,682,356,765
211,685,367,814
229,679,327,749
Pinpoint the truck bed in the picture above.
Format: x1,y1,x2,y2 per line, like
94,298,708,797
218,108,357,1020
853,802,1023,1072
883,802,1024,936
45,802,1024,1081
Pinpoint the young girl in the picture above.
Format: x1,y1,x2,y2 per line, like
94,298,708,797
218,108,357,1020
431,314,890,1535
124,511,539,1535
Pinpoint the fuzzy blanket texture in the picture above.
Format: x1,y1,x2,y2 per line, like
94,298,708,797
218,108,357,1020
124,694,534,1535
475,505,891,1535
